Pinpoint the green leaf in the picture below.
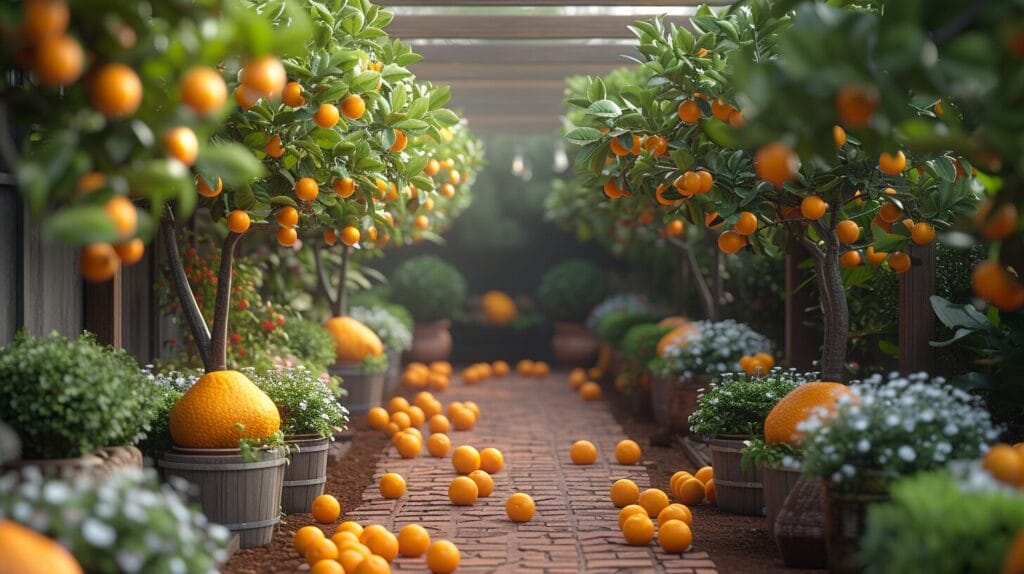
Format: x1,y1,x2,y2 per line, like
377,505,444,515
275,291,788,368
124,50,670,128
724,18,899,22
587,99,622,118
410,175,435,191
196,143,265,186
44,206,120,245
393,118,430,132
429,109,460,127
309,127,343,149
351,72,380,93
565,127,604,145
406,97,429,119
587,77,607,102
269,195,298,208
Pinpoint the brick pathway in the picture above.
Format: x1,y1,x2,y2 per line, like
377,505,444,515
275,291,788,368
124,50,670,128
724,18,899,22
346,373,719,574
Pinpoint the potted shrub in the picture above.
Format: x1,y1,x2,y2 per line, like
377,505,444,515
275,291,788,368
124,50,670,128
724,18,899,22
800,372,999,574
0,332,156,479
618,323,674,416
280,317,337,377
390,255,467,363
598,311,657,389
650,319,770,433
0,469,231,572
860,468,1024,573
689,370,807,515
538,259,609,366
251,367,349,514
349,304,414,395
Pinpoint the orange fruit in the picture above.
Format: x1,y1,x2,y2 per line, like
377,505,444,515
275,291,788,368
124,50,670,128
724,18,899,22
80,243,119,283
765,381,852,445
1003,527,1024,574
728,109,746,128
241,55,286,98
337,549,366,573
835,84,878,128
840,250,862,268
197,175,223,198
676,478,706,505
294,525,326,554
397,524,430,557
638,488,670,518
428,414,450,434
615,439,642,465
353,555,390,574
282,81,305,107
276,206,299,227
113,238,144,265
310,560,344,574
579,382,601,401
426,540,460,574
570,440,598,465
693,466,713,485
445,401,465,417
331,530,359,548
658,503,693,526
277,226,297,247
506,493,535,523
295,177,319,202
425,159,441,176
622,513,655,545
379,473,406,498
169,370,280,447
888,252,911,273
21,0,69,41
697,170,714,193
389,129,408,153
974,200,1018,240
879,151,907,175
492,361,510,377
35,34,83,86
452,445,480,474
450,406,476,431
342,94,366,119
982,444,1023,486
705,479,717,505
338,226,360,247
361,525,398,561
367,407,390,430
479,448,504,474
234,85,260,109
669,471,693,495
414,215,429,230
879,202,903,223
448,476,479,506
610,133,641,156
666,220,686,237
800,196,828,220
972,260,1024,312
90,63,143,117
677,100,701,123
833,125,847,148
643,135,669,156
390,411,411,430
265,134,285,158
866,245,888,266
603,179,628,199
468,469,494,497
384,422,400,437
448,170,461,186
734,211,758,236
163,126,199,166
659,519,693,553
180,66,227,115
610,478,640,507
755,142,799,188
836,220,860,244
305,537,339,565
911,222,935,245
323,228,337,246
718,231,745,255
311,494,341,523
394,432,421,459
333,177,356,198
440,183,456,198
314,103,340,128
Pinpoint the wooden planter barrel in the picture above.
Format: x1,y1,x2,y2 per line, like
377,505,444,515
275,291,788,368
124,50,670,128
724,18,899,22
329,362,385,416
3,445,143,481
384,348,403,395
708,436,764,516
160,447,286,549
763,464,802,535
650,375,704,433
822,476,890,574
281,435,330,515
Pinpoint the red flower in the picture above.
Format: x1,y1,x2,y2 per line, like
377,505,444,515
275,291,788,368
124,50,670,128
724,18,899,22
230,333,242,343
261,320,275,331
238,300,249,310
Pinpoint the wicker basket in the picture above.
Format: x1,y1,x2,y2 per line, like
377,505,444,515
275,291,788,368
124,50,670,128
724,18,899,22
774,476,826,569
822,475,890,574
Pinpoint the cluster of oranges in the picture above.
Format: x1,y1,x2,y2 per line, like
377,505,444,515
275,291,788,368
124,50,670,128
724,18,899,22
293,516,461,574
609,465,714,554
569,438,643,466
462,361,509,384
514,359,551,378
738,353,776,376
982,443,1024,489
401,362,453,392
443,440,535,523
568,368,602,401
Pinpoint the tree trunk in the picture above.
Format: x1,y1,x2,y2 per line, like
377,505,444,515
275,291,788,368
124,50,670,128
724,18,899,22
207,231,246,373
312,247,337,310
331,245,352,317
813,232,849,382
671,239,718,321
159,210,211,369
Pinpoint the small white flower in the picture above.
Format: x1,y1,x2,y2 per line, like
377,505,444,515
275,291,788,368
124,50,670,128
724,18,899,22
857,439,871,453
898,446,917,462
82,518,117,548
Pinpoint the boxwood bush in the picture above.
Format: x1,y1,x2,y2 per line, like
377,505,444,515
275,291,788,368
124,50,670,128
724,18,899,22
598,312,657,348
689,371,810,438
537,259,609,322
390,256,467,323
621,323,673,372
282,318,336,374
0,332,158,459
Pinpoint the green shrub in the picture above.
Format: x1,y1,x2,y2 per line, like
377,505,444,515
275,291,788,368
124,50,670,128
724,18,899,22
250,367,349,438
282,318,336,374
598,312,656,347
390,256,467,323
860,470,1024,574
137,370,198,461
537,259,609,322
0,332,158,459
621,323,673,372
349,306,413,351
689,371,810,438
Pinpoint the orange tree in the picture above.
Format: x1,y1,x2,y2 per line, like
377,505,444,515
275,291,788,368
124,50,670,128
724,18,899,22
158,0,465,374
0,0,293,281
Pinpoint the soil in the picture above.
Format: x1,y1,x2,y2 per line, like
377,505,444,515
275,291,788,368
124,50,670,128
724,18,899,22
221,421,387,574
610,399,827,574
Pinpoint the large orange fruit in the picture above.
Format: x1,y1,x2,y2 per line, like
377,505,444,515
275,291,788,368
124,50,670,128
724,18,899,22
0,520,82,574
169,370,281,448
482,291,517,325
657,322,699,356
324,316,384,362
764,382,852,445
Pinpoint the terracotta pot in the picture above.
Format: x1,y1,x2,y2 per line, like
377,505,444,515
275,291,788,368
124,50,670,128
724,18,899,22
651,375,705,433
551,322,600,366
405,320,452,363
822,474,890,574
3,445,143,481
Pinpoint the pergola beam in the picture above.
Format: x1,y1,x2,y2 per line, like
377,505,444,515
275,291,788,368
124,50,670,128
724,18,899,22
389,14,690,40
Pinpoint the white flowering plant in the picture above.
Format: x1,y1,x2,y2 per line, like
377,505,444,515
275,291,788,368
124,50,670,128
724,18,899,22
0,468,229,573
136,369,200,461
585,293,666,331
689,370,810,438
653,320,771,381
249,367,348,439
349,306,413,352
800,372,1001,488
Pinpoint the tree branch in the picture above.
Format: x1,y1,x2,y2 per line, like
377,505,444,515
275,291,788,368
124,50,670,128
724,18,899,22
0,103,20,176
208,230,247,373
312,247,338,310
332,245,352,317
668,237,718,321
160,208,211,368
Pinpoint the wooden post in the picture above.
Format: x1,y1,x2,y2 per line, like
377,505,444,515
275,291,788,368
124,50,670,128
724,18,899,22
785,245,818,371
83,270,122,347
899,242,936,374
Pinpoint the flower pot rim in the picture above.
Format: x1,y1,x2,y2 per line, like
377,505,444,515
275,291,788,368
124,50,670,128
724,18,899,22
415,319,451,329
284,433,330,442
166,445,286,456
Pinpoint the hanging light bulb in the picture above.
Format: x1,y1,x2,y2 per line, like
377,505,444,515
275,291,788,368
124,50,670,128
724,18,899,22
521,159,533,182
553,142,569,173
511,147,525,176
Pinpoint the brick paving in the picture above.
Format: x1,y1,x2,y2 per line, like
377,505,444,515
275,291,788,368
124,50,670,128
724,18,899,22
345,373,719,573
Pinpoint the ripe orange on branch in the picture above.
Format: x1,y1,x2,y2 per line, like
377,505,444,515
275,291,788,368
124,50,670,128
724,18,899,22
755,142,799,188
